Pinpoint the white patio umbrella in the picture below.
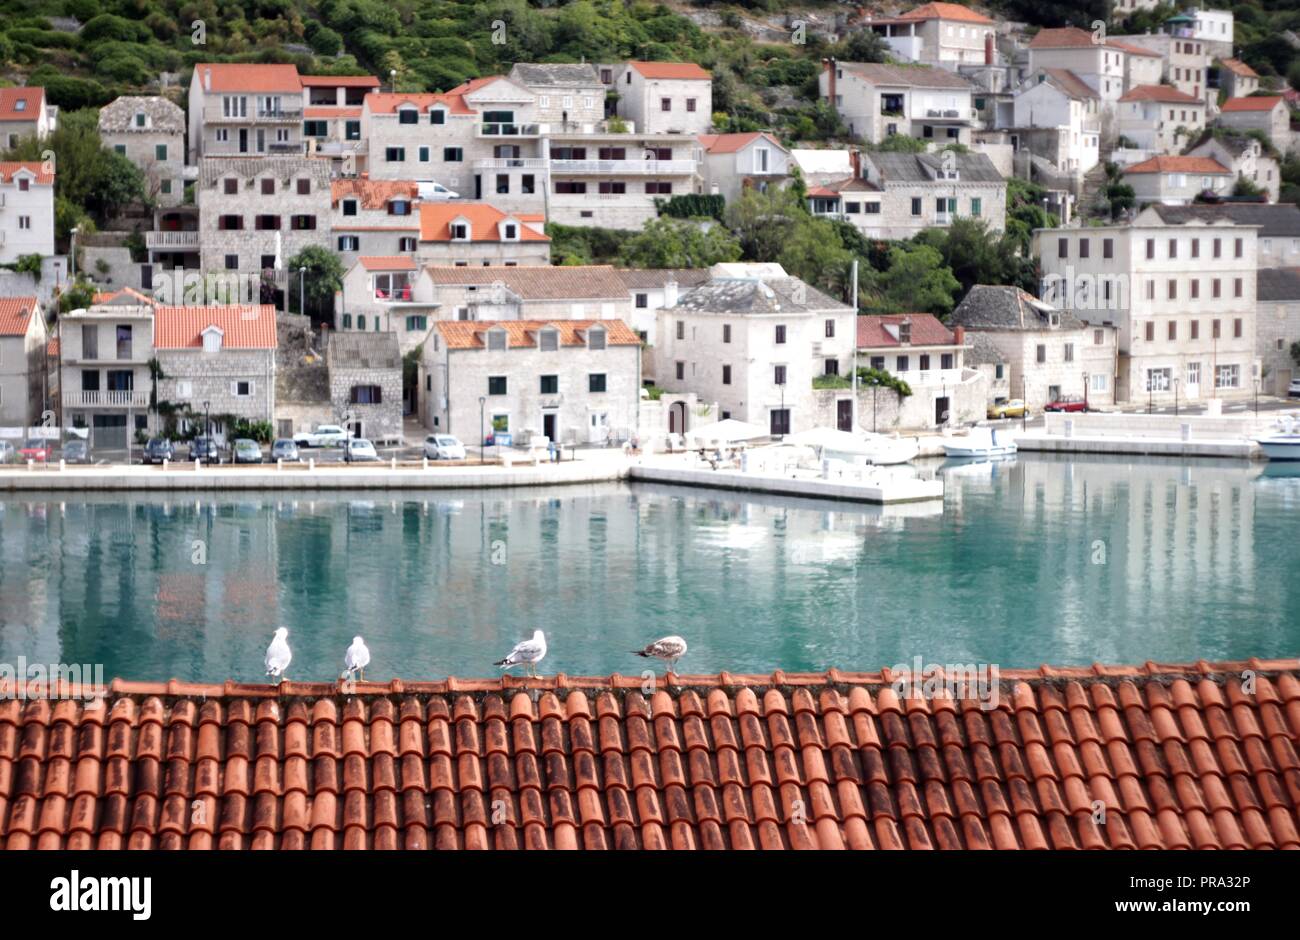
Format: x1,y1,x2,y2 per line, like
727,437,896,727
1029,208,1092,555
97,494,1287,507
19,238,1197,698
685,418,768,445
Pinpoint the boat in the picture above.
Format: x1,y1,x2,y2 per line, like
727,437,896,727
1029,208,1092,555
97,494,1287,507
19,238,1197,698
787,427,919,465
942,426,1018,459
1256,416,1300,461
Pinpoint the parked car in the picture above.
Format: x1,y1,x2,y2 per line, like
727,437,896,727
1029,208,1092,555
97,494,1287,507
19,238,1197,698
343,438,380,462
270,439,301,462
232,438,264,464
188,437,221,463
141,438,175,464
1289,379,1300,400
423,434,466,460
19,438,54,461
61,440,91,464
987,399,1027,420
1044,396,1089,413
416,180,458,201
293,424,348,448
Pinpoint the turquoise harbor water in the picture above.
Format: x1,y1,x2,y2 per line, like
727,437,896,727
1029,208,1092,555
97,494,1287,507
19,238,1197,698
0,455,1297,683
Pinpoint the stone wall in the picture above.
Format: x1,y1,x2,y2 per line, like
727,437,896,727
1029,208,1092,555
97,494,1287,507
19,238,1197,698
156,349,277,429
329,366,403,443
813,370,989,432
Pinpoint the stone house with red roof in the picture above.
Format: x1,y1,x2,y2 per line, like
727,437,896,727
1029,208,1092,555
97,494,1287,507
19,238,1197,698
819,61,977,146
330,178,422,270
415,202,549,267
1112,32,1211,106
1011,69,1102,182
0,162,55,264
1186,134,1279,202
1217,58,1260,100
152,304,279,436
359,90,480,193
1218,96,1292,154
98,96,187,208
697,132,790,205
1026,28,1129,109
608,61,712,136
421,317,641,446
860,3,998,69
0,86,56,149
335,256,438,354
1116,85,1207,153
188,63,306,161
1121,155,1232,205
0,296,49,427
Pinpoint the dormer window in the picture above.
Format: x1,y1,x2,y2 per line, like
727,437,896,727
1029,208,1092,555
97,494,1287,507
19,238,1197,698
588,327,606,350
388,199,410,216
134,112,146,128
450,219,471,241
486,328,508,351
430,108,446,125
501,221,518,241
13,100,25,112
201,326,224,353
539,327,559,352
398,107,419,125
342,198,358,217
898,319,911,345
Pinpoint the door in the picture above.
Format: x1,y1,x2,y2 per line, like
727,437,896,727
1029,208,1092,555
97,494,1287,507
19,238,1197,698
474,175,482,199
837,399,853,432
238,128,248,153
542,412,557,445
92,414,127,450
770,408,790,437
1185,363,1201,400
935,396,950,426
256,129,266,153
589,412,609,444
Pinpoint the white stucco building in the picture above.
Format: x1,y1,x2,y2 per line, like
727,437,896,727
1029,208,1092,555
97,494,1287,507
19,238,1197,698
0,162,55,263
820,60,977,146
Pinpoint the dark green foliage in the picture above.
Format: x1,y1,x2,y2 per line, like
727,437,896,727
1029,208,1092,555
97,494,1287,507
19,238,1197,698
544,223,629,266
656,194,725,221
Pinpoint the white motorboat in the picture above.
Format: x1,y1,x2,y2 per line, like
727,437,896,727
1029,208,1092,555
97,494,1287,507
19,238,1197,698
942,426,1018,459
787,427,918,465
1256,416,1300,461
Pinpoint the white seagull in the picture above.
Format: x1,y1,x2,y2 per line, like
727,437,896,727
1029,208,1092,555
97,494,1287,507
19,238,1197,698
633,635,688,671
265,628,292,679
494,630,547,678
342,636,371,681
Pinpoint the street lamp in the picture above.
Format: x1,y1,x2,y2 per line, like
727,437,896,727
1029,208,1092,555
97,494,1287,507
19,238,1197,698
298,266,306,317
1173,375,1180,417
390,69,397,93
204,400,210,439
478,395,486,465
69,226,79,280
1083,371,1089,412
1254,376,1260,417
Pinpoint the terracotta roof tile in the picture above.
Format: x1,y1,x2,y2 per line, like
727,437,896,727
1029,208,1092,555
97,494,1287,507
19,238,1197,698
299,75,380,88
0,161,53,186
1120,84,1203,104
899,3,994,24
0,296,40,336
857,313,955,348
1123,155,1231,175
434,318,640,350
152,304,278,350
2,660,1298,850
1221,95,1285,113
331,178,419,209
363,92,474,116
0,87,45,123
1108,40,1162,58
418,203,547,243
194,63,301,94
698,131,784,154
1219,58,1259,78
629,61,711,80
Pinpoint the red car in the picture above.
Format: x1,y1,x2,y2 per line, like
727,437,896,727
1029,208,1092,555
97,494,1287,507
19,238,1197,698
1044,396,1088,413
18,438,53,460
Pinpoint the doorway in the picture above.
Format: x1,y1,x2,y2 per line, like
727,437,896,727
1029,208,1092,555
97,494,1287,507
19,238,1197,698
589,411,609,444
770,408,790,437
934,396,950,426
542,411,557,444
669,401,688,435
238,128,248,153
837,399,853,432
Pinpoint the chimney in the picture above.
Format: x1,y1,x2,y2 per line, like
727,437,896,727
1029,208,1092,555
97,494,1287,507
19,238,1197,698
664,279,678,308
203,67,211,92
954,325,966,348
824,58,836,106
850,149,861,180
985,34,994,66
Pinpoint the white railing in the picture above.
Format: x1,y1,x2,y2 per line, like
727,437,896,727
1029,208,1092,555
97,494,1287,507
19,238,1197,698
145,230,199,249
63,390,150,408
889,367,968,387
473,158,548,170
549,158,696,175
478,123,540,137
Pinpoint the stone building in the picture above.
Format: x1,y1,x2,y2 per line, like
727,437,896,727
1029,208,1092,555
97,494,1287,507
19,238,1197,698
327,331,404,444
1217,59,1260,99
0,86,57,149
850,314,985,429
1025,28,1129,109
359,90,479,189
421,318,642,446
819,61,977,146
197,156,332,278
98,96,187,207
331,178,422,270
1121,155,1232,205
416,202,550,267
335,256,438,354
610,62,713,137
187,63,304,161
1218,97,1292,154
1116,85,1207,153
152,304,278,438
1256,267,1300,396
0,296,49,428
860,3,998,69
698,132,791,204
0,161,55,264
1186,134,1280,202
57,292,156,449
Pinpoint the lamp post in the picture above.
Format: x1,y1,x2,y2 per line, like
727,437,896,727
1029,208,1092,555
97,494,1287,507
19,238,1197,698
478,395,486,464
1083,371,1089,412
1254,376,1260,417
69,226,79,280
204,400,210,439
1173,375,1179,417
298,266,306,317
1021,374,1027,431
390,69,397,94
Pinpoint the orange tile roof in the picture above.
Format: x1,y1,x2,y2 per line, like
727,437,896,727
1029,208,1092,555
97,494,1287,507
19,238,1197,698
698,131,783,154
152,305,278,350
299,75,380,88
629,61,711,80
363,92,474,116
304,106,362,119
1221,95,1284,112
1108,39,1162,58
90,287,155,306
46,336,59,356
1119,84,1203,104
899,2,994,24
0,87,44,122
857,313,954,348
1029,27,1101,49
1219,58,1259,78
2,659,1298,849
418,203,548,243
1123,155,1231,175
0,296,40,336
436,318,640,349
447,76,509,95
425,264,630,300
331,178,420,209
194,63,301,93
0,161,53,185
358,256,416,271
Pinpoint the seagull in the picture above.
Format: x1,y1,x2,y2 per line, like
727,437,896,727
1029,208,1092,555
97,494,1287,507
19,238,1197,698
633,635,688,671
342,636,371,682
494,629,547,678
265,628,292,680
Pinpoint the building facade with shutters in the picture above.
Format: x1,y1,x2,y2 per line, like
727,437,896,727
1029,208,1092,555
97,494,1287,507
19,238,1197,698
327,331,404,444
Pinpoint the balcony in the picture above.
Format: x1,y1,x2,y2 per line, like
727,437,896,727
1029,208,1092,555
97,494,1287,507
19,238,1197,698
267,142,304,154
256,107,303,122
473,158,549,170
145,230,199,250
63,390,150,408
549,159,696,176
478,123,540,137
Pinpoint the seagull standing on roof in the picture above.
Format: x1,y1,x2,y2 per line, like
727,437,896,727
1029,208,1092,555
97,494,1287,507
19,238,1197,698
342,635,371,682
265,628,292,680
633,635,688,672
494,629,547,678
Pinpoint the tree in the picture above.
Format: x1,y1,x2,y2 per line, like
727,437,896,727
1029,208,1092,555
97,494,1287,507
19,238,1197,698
724,186,808,263
916,218,1022,299
861,243,960,317
868,134,928,153
618,217,742,268
287,246,345,322
777,217,852,296
834,29,889,64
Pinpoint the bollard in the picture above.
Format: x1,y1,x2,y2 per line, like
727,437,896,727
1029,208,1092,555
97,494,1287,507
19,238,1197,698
1063,419,1073,439
422,457,428,470
277,458,283,471
59,459,65,472
163,458,169,470
195,459,201,470
391,456,397,470
1181,423,1192,442
309,458,315,471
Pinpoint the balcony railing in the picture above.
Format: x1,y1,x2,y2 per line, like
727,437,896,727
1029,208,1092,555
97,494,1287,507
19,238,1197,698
256,108,303,121
478,123,540,137
145,230,199,249
549,158,696,175
63,390,151,408
267,142,304,154
473,158,549,170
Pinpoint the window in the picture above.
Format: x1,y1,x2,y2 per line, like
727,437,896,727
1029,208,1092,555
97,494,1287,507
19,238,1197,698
385,147,405,162
774,365,787,385
635,293,648,309
941,353,954,370
676,321,684,340
825,359,839,376
971,197,981,217
1233,318,1242,338
487,330,507,351
342,199,358,217
291,215,317,230
1146,368,1171,392
1215,364,1240,389
430,110,445,125
261,179,275,195
1191,238,1199,259
825,319,835,338
155,144,168,161
1079,239,1089,259
896,356,909,372
233,381,254,398
1103,238,1113,259
1191,320,1199,340
1094,329,1104,345
911,198,922,216
644,182,672,194
676,361,685,380
388,200,411,216
398,237,417,252
218,215,243,230
404,316,427,331
1064,343,1075,362
539,329,559,352
588,328,606,350
1234,238,1243,259
399,108,419,125
1213,238,1221,259
1212,319,1221,339
686,98,696,112
598,181,625,194
443,147,463,162
1146,239,1155,260
775,325,786,344
225,254,239,270
1167,280,1177,300
1036,344,1046,364
1190,280,1199,300
521,175,535,194
588,374,607,393
1212,278,1220,299
346,121,361,140
1168,321,1177,341
1168,238,1177,259
1090,374,1108,393
555,181,587,194
722,364,731,385
450,222,469,240
487,376,507,395
540,375,558,394
1234,278,1242,298
419,146,430,162
660,98,671,112
723,324,731,343
255,215,280,230
1145,322,1155,342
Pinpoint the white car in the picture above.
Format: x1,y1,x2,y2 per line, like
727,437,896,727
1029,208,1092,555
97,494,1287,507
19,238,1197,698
423,434,466,460
416,181,459,201
293,424,348,448
343,438,380,462
1289,379,1300,400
